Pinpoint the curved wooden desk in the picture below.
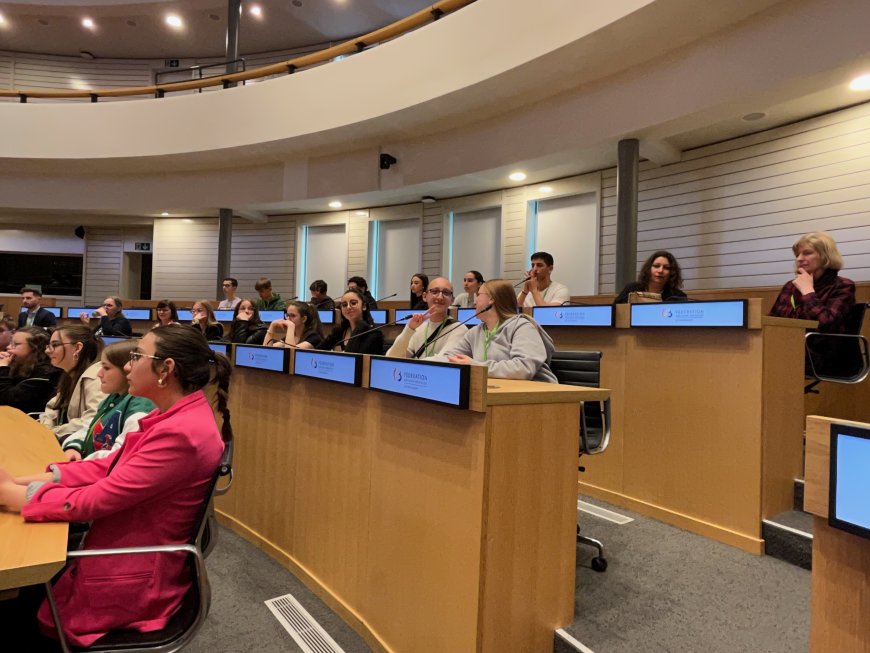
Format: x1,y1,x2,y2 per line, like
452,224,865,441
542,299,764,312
216,360,606,653
0,407,68,592
547,299,814,553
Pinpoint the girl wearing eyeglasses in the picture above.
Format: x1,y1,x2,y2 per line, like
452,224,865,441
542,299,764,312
264,301,323,349
0,326,61,415
40,325,105,442
79,296,133,338
0,325,231,647
319,288,383,355
191,300,225,341
60,340,155,462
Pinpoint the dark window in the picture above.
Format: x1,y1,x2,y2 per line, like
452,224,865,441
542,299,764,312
0,253,83,296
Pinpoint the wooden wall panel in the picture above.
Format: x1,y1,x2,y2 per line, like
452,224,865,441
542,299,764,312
229,215,296,300
152,219,218,300
83,228,123,304
599,102,870,293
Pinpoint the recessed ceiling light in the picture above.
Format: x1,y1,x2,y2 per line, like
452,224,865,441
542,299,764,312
849,73,870,91
208,13,220,21
328,201,343,209
165,14,183,28
355,210,368,216
161,212,170,216
37,18,49,26
126,19,137,27
82,17,95,29
292,0,303,6
741,111,767,122
538,186,553,193
182,219,194,224
508,171,527,182
79,50,96,60
250,5,263,17
0,12,6,25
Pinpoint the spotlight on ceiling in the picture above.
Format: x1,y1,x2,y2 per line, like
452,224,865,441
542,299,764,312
421,196,437,204
328,201,343,209
82,17,95,29
250,5,263,17
508,171,527,182
79,50,96,59
849,73,870,91
165,14,183,28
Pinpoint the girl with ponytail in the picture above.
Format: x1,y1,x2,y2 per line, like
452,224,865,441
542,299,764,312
0,324,232,648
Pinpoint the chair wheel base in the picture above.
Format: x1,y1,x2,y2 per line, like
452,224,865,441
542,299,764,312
591,557,608,572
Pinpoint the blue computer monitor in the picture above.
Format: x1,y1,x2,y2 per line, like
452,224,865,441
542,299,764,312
259,310,285,322
100,336,130,345
176,309,193,322
65,307,99,318
208,342,229,356
829,423,870,540
318,310,336,325
369,357,470,409
630,300,747,328
457,308,481,326
369,309,388,325
532,305,613,327
20,306,62,318
214,310,235,322
394,309,424,323
123,308,152,320
233,344,289,373
293,350,362,386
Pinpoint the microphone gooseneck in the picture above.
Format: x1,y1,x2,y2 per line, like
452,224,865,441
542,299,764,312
514,277,532,288
374,293,397,302
338,314,411,347
410,304,494,359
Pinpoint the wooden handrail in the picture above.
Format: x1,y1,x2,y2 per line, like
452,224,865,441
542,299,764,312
0,0,474,102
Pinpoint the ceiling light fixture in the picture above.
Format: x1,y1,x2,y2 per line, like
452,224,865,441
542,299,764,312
741,111,767,122
126,19,137,27
250,5,263,17
0,12,6,25
538,186,553,193
182,219,194,224
508,171,527,182
37,18,49,26
355,210,368,216
165,14,183,28
421,196,437,204
328,201,343,209
849,73,870,91
161,212,170,216
82,17,95,29
79,50,96,60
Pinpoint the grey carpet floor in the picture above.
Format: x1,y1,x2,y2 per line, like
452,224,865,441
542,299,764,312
568,497,811,653
190,501,810,653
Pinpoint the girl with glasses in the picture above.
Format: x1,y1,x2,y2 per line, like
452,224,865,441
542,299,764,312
264,301,323,349
436,278,558,382
60,340,155,462
190,300,225,341
79,296,133,338
0,325,232,648
153,299,179,328
40,325,105,442
319,288,383,354
0,326,61,415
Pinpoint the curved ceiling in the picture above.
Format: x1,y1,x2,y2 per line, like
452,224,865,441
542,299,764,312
0,0,432,59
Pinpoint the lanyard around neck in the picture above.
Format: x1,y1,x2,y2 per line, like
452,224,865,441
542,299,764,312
483,321,502,361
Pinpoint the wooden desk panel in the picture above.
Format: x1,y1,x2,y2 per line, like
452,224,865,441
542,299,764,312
0,407,68,591
804,415,870,653
216,370,594,653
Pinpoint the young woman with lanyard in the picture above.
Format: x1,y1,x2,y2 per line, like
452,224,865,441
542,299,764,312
319,288,384,355
264,300,324,349
437,278,558,382
386,276,468,358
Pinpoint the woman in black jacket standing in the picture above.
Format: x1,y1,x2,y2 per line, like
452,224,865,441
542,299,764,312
0,327,61,415
319,289,383,355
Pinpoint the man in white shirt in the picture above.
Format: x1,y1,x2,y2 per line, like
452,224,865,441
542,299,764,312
217,277,241,310
517,252,571,307
386,277,468,359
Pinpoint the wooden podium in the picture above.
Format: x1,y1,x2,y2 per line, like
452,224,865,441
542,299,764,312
217,358,608,653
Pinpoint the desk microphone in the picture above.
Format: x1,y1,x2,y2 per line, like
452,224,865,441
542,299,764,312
514,277,532,288
560,301,589,306
411,304,493,359
287,296,299,301
374,293,397,302
338,314,411,347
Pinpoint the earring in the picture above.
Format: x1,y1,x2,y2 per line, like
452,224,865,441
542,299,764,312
157,377,166,388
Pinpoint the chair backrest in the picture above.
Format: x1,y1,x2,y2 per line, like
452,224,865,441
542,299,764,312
549,350,602,388
844,302,869,335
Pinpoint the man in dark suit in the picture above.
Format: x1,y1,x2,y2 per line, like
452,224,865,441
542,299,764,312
17,288,57,329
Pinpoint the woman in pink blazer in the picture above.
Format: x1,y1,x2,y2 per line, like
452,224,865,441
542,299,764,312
0,325,232,648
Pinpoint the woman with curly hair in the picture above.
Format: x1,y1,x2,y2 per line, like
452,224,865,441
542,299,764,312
0,326,61,415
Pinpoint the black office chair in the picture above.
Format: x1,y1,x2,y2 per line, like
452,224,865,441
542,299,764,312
549,350,611,572
44,445,233,653
804,302,869,394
